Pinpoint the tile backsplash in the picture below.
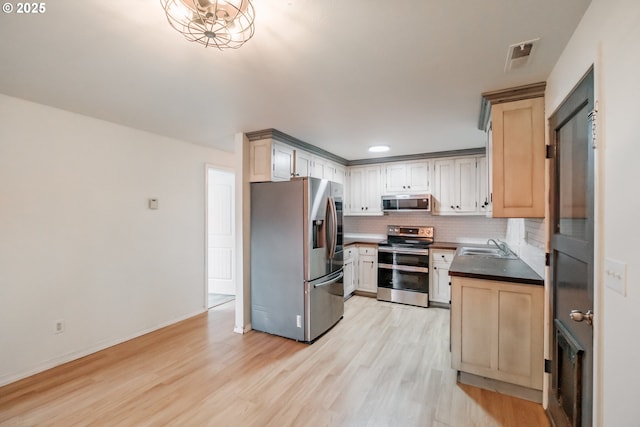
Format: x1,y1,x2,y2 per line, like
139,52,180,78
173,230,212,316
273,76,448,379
505,218,546,277
344,213,508,243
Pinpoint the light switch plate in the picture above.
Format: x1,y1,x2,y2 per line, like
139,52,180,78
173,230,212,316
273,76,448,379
149,198,159,210
604,258,627,296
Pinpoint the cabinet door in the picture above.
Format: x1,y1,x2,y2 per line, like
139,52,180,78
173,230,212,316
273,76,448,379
433,160,455,214
384,163,408,193
348,166,382,215
491,97,545,217
454,157,478,213
363,166,382,214
407,161,430,193
451,280,499,372
431,262,451,304
343,257,356,297
333,164,346,185
314,157,335,180
249,139,273,182
272,143,294,181
294,150,313,178
477,156,490,214
348,168,365,213
357,255,377,292
451,277,544,390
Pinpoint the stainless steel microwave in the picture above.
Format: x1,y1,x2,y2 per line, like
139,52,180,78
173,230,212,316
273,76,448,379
382,194,431,212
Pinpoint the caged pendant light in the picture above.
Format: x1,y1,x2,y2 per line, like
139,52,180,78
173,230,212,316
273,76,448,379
160,0,255,50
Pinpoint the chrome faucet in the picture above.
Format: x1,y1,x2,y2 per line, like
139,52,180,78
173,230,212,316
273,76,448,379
487,238,510,255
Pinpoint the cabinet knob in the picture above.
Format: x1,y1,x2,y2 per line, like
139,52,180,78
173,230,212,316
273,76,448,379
434,266,437,270
450,205,455,209
456,205,460,209
365,207,369,210
407,185,410,189
403,185,406,189
361,207,364,210
441,255,445,258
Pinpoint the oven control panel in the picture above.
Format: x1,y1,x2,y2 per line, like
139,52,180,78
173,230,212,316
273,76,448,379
387,225,434,239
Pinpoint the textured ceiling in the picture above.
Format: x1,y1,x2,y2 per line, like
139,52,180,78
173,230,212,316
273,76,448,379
0,0,591,160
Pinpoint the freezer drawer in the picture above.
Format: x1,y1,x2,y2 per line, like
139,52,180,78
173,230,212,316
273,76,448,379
305,269,344,342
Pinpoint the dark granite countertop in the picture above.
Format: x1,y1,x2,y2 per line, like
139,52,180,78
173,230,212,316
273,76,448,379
449,247,544,286
429,242,461,250
343,234,386,246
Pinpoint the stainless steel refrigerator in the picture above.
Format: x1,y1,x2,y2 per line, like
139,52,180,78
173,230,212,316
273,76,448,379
251,177,344,342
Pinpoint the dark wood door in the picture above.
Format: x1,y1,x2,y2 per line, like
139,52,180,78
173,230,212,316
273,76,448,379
547,68,595,427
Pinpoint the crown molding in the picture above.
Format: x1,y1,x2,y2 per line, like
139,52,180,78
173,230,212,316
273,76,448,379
478,81,546,130
245,129,349,165
245,128,486,167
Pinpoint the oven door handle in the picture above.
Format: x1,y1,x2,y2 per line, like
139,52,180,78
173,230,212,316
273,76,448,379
378,247,429,255
378,263,429,273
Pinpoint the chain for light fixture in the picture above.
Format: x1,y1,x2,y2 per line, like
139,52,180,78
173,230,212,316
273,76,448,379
160,0,255,50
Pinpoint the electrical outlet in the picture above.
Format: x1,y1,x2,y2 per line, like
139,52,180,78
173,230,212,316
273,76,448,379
54,319,65,334
296,315,302,328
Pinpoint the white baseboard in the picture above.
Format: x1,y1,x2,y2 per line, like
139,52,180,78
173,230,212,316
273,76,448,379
0,309,206,387
234,323,252,334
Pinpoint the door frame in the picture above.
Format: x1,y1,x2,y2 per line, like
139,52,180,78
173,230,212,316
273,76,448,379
545,66,601,426
204,163,237,309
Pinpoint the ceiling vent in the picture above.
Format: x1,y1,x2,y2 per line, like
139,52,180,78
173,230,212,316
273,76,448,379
504,38,539,72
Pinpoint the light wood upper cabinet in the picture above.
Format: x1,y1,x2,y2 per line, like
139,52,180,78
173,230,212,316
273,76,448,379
383,161,430,194
491,97,545,217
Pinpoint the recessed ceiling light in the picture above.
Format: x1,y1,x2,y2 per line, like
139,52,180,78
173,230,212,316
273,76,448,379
369,145,390,153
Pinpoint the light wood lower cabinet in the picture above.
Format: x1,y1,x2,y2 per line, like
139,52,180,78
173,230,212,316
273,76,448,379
450,276,544,390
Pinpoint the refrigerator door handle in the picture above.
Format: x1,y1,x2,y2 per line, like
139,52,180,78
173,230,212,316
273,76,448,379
327,196,338,260
313,271,344,288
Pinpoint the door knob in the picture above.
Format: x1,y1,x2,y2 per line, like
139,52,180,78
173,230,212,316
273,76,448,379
570,309,594,326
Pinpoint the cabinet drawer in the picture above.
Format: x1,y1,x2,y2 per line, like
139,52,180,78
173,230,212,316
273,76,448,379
359,246,377,256
432,250,455,264
344,247,356,258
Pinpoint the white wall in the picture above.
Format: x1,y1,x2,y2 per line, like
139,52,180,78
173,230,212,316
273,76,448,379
0,94,234,386
546,0,640,424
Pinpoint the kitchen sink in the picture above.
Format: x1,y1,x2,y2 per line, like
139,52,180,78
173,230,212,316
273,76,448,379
458,246,518,259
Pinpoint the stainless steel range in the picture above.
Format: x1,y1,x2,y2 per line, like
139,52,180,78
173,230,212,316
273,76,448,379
377,225,434,307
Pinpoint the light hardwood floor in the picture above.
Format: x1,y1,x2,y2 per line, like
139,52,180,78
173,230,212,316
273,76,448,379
0,296,549,426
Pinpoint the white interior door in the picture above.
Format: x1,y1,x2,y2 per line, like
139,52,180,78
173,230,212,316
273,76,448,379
208,167,236,297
